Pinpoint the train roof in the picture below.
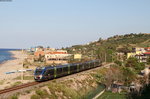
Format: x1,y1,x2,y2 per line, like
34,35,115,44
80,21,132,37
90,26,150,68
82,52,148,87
36,60,100,70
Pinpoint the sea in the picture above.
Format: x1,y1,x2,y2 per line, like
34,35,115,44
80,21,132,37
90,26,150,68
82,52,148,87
0,49,18,64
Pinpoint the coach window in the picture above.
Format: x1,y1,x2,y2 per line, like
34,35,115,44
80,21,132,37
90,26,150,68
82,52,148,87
63,67,68,73
57,68,62,74
49,69,54,75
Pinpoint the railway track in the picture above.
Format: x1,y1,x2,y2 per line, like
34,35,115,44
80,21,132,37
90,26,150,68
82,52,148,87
0,82,39,94
0,63,112,96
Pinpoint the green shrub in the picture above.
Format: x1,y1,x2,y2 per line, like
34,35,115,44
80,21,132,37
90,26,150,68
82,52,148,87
30,94,40,99
36,90,44,96
13,76,34,80
11,95,18,99
25,90,31,94
48,82,80,99
0,80,4,85
12,81,22,87
35,89,49,98
114,60,122,66
125,57,145,73
147,57,150,64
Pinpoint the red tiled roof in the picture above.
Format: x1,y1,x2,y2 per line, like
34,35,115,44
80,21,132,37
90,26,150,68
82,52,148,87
144,52,150,55
145,47,150,50
145,47,150,49
34,51,45,56
47,52,67,54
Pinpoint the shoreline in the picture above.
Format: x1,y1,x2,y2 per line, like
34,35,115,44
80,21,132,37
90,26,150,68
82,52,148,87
0,50,18,65
0,50,27,80
0,50,34,90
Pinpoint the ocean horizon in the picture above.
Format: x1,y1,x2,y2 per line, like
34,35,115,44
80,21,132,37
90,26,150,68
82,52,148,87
0,49,19,64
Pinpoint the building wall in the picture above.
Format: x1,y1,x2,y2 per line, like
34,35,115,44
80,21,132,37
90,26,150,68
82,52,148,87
127,53,136,59
127,47,146,59
46,60,68,64
135,51,143,55
45,54,69,59
74,54,82,59
45,50,71,64
34,51,45,57
135,55,147,63
145,47,150,52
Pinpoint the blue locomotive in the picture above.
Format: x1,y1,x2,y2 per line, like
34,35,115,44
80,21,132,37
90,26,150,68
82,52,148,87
34,60,101,81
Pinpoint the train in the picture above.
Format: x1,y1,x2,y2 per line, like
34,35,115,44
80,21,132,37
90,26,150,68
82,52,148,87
34,60,102,82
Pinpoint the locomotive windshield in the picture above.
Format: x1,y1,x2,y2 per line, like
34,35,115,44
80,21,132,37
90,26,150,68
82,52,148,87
35,69,43,75
35,67,45,75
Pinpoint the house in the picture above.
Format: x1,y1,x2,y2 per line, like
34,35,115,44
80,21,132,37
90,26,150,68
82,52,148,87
127,47,146,59
116,52,125,61
30,47,36,52
126,47,150,62
127,52,136,59
45,50,71,64
135,54,147,62
134,50,150,63
144,52,150,60
145,47,150,52
111,82,124,93
74,54,82,59
134,47,146,54
34,51,45,57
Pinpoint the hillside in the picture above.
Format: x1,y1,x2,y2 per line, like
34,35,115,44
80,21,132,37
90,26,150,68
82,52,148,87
65,33,150,62
4,33,150,99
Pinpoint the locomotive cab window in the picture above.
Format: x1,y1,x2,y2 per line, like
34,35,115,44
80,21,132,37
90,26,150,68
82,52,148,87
35,69,43,75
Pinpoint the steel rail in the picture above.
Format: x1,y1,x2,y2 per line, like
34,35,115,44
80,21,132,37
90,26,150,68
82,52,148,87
0,82,39,94
0,63,112,95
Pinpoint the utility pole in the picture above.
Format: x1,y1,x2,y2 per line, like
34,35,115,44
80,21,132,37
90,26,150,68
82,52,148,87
105,53,107,63
112,54,113,62
21,49,23,81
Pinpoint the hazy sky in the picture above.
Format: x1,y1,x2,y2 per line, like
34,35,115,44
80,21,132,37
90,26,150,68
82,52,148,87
0,0,150,49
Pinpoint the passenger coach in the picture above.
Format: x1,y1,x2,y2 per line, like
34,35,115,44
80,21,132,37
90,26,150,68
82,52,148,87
34,60,101,81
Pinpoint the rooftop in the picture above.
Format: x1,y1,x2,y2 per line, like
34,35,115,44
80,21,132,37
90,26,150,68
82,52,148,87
144,52,150,55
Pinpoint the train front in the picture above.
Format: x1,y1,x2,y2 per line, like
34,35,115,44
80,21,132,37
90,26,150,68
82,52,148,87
34,67,45,81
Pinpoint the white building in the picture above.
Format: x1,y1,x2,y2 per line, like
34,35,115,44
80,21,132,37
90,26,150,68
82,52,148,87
45,50,71,64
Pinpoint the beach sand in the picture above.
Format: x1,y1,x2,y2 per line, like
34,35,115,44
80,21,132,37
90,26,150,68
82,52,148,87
0,50,27,81
0,51,34,90
0,51,36,90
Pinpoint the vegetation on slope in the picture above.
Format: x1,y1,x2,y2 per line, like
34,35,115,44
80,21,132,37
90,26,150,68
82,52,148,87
66,33,150,62
9,33,150,99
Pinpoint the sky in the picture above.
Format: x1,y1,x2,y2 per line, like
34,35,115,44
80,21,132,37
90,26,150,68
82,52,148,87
0,0,150,49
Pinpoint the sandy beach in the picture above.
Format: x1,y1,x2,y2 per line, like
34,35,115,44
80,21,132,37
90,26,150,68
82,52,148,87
0,50,27,80
0,50,36,90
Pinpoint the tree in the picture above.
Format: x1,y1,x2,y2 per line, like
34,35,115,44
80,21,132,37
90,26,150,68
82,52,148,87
96,47,106,62
106,49,114,62
61,47,65,50
125,57,145,73
117,46,132,55
37,46,43,48
38,55,45,62
122,67,136,86
47,46,50,48
98,37,103,42
95,65,124,89
114,60,122,66
147,57,150,65
125,57,139,67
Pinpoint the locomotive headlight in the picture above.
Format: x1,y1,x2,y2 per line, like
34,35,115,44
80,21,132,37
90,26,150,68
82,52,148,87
39,75,42,78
